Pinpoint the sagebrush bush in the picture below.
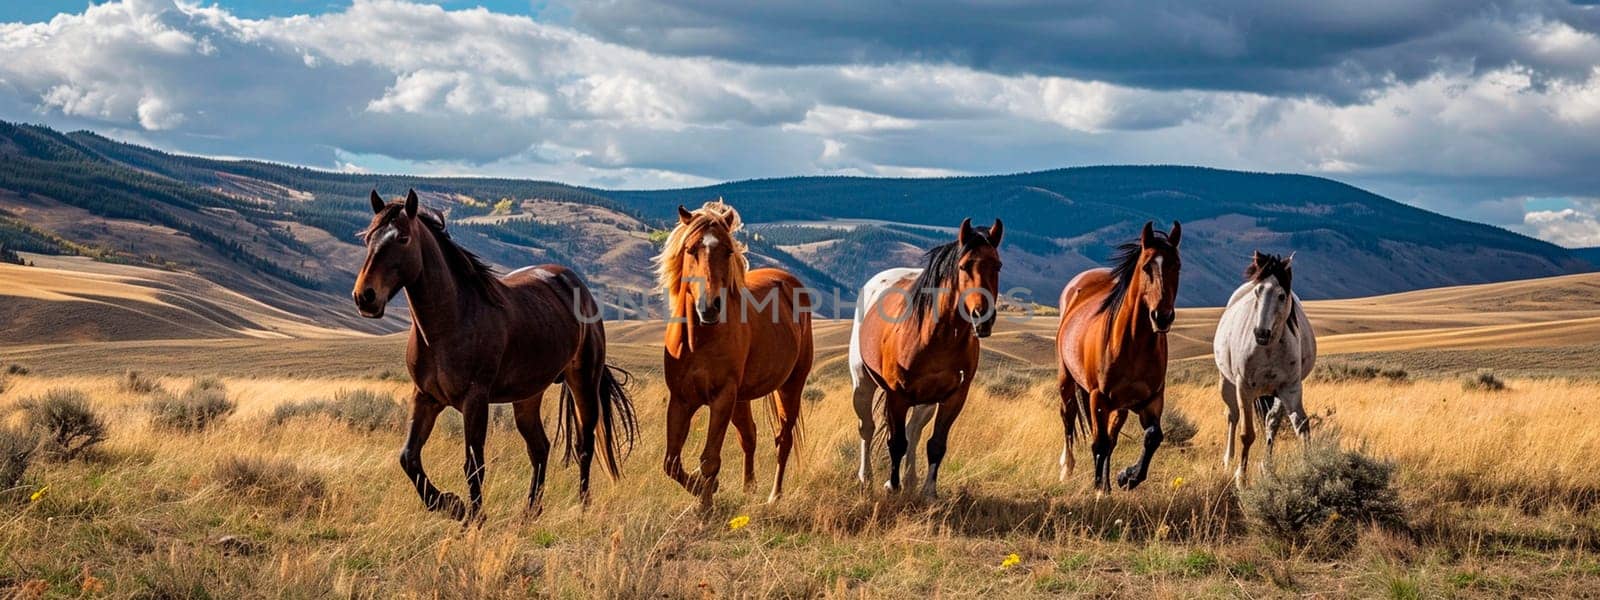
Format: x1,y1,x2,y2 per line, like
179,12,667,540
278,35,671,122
1462,371,1507,392
119,370,161,394
149,379,235,432
0,426,38,491
1161,408,1198,446
983,367,1034,399
4,364,28,376
1313,362,1409,384
802,387,826,403
21,389,107,460
214,455,326,505
271,389,402,432
1240,434,1407,554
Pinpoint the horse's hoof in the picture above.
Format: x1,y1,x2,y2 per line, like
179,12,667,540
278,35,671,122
766,491,781,504
884,480,900,494
431,492,468,521
1116,467,1139,490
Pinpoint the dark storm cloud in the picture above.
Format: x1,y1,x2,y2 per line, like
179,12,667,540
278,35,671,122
573,0,1600,102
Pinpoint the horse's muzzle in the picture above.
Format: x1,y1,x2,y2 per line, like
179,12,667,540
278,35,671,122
695,296,724,324
971,308,995,338
1150,309,1175,333
354,287,385,318
1254,328,1272,345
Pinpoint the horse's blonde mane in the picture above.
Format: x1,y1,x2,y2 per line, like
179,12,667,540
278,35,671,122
654,199,750,311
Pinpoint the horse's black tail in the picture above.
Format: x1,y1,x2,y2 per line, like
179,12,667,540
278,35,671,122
559,364,639,481
1062,387,1091,444
1254,395,1276,434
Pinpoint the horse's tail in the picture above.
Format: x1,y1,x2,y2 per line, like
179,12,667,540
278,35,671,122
758,391,803,450
1253,395,1275,434
1063,387,1091,444
559,364,639,481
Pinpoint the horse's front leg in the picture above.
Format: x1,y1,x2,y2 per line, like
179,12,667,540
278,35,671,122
1280,381,1311,443
1234,384,1258,487
692,389,738,508
1220,378,1239,469
1117,394,1165,490
662,392,695,493
730,400,759,494
400,389,463,519
921,389,969,499
883,393,910,492
461,391,491,523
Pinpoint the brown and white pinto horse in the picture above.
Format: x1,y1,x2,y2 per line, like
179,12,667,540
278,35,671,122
353,189,638,521
657,200,813,508
1056,221,1182,494
851,218,1003,497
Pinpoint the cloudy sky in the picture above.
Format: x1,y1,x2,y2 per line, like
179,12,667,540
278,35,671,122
4,1,1600,247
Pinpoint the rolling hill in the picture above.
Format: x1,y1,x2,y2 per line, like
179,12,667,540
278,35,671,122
0,119,1592,334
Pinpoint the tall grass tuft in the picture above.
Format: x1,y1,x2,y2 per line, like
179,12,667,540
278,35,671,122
21,388,107,460
214,455,326,507
0,426,38,491
1240,432,1407,555
119,370,161,394
271,389,403,432
1314,362,1410,384
149,378,235,432
1161,408,1199,446
1462,371,1507,392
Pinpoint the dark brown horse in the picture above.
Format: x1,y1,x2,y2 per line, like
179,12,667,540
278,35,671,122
1056,221,1181,494
353,189,637,521
657,200,813,508
851,218,1003,497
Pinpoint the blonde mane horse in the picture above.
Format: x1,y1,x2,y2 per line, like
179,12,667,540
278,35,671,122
656,200,814,507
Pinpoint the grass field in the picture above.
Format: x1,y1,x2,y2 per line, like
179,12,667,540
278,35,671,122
3,271,1600,597
2,363,1599,598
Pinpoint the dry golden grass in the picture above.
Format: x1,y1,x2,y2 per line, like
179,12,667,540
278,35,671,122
3,367,1599,598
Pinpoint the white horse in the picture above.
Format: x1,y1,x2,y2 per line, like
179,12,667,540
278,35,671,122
848,267,939,493
1213,252,1316,486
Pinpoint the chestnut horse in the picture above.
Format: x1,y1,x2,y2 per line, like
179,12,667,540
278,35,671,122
657,200,813,508
1056,221,1182,494
851,218,1003,497
353,189,638,521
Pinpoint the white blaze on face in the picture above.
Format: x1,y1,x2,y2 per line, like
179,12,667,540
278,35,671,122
702,235,720,251
1152,255,1164,282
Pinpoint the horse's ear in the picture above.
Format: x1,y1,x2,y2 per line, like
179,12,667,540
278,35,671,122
369,190,384,214
404,189,419,217
1168,221,1182,247
1139,221,1156,247
1251,250,1263,264
1284,251,1295,268
957,218,975,247
988,219,1004,247
678,205,694,226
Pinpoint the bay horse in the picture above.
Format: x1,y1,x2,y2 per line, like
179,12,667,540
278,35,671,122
850,218,1003,497
1214,252,1316,486
657,200,813,508
353,189,638,521
1056,221,1181,494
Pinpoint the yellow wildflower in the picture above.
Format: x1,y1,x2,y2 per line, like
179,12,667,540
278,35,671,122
1171,477,1186,489
1000,553,1021,569
29,485,48,503
728,515,750,530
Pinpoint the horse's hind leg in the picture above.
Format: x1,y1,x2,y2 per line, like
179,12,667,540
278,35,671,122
1234,384,1258,487
563,364,601,506
512,396,551,516
731,400,758,494
903,404,935,490
1088,390,1115,493
1220,379,1239,469
1280,381,1310,443
850,374,878,488
769,373,805,503
400,390,463,519
662,392,696,494
1117,395,1165,490
1058,370,1082,481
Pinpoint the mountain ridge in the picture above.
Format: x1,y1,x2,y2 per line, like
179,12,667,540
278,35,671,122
0,120,1590,335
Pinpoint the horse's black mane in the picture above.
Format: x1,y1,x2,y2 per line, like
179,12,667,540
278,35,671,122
1245,252,1298,333
907,226,996,324
1097,230,1174,318
1244,253,1292,293
364,205,502,304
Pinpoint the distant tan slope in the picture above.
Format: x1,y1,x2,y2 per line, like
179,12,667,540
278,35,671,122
0,256,373,343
